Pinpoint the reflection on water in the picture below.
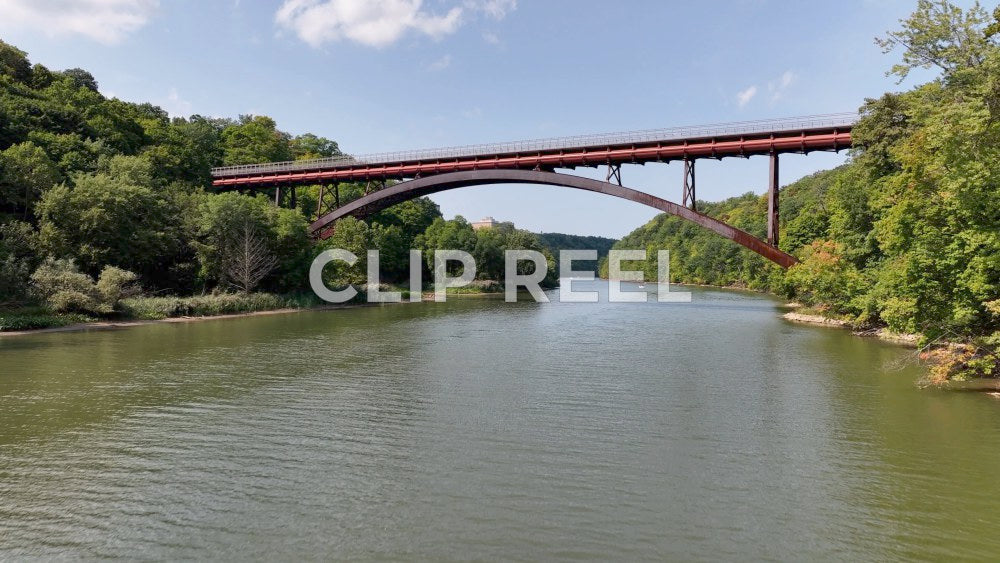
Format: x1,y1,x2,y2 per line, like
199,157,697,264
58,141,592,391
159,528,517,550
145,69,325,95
1,282,998,560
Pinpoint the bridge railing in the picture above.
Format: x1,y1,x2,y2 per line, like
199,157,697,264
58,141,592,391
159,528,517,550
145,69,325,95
211,112,858,178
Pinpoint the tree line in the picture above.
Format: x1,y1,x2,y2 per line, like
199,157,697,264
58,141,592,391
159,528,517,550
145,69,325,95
603,1,1000,348
0,39,567,316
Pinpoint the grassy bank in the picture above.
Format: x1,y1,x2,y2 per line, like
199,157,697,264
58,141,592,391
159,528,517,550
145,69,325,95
0,306,96,331
0,292,326,332
117,293,324,320
0,282,516,333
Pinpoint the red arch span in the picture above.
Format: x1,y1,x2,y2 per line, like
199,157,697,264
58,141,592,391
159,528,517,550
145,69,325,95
308,169,798,268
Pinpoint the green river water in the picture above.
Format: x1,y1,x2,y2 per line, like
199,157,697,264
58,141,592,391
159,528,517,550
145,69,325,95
1,282,999,560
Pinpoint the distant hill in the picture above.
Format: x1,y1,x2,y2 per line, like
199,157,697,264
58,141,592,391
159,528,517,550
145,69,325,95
536,233,617,272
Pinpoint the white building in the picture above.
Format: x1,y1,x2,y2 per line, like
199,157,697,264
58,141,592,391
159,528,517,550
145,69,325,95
471,217,499,230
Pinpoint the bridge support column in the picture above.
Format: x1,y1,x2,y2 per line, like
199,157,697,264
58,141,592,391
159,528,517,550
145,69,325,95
274,186,282,206
682,159,696,211
767,152,779,247
290,186,296,210
605,164,622,186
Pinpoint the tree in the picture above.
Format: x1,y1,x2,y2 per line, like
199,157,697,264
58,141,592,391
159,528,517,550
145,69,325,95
35,155,188,286
225,220,279,293
220,115,292,165
369,195,440,238
290,133,341,160
0,220,40,304
415,216,477,273
876,0,994,81
371,223,408,282
319,217,371,287
0,141,61,219
473,226,506,281
0,40,31,83
194,191,310,292
25,131,103,174
61,68,99,92
784,241,867,317
141,115,225,184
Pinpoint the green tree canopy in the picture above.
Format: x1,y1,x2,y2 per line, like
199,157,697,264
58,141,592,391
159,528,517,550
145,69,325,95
220,115,292,165
35,155,189,286
876,0,994,81
0,141,62,219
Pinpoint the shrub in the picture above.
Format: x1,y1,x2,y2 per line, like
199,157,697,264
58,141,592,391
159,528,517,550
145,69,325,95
118,292,298,320
785,241,867,317
96,266,140,304
30,257,104,313
0,311,92,331
30,257,140,315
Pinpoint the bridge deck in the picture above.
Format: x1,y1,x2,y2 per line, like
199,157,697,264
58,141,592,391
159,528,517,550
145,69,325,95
212,113,856,188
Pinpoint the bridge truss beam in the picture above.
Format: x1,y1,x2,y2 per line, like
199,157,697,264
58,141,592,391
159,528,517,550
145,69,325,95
211,129,852,190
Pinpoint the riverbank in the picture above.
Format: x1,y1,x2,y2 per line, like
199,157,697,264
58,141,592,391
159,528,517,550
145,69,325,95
780,307,1000,387
0,293,321,334
0,283,522,336
0,306,350,337
668,281,926,348
780,310,922,346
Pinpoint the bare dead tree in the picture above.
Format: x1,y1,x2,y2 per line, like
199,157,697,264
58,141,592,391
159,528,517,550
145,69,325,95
225,221,279,293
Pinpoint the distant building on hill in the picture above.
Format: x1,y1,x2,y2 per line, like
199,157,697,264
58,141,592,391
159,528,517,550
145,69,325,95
472,217,499,230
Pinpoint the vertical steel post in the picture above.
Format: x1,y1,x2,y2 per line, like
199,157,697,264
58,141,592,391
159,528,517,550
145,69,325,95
274,186,281,206
290,186,297,210
334,184,340,208
316,185,325,221
767,152,779,247
605,164,622,186
682,159,696,211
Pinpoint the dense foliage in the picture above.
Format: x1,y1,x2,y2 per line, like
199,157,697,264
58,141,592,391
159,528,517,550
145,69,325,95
604,1,1000,346
537,232,616,273
0,38,347,302
0,38,560,318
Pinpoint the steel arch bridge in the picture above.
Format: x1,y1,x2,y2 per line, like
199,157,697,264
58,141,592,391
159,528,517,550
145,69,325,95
210,113,856,268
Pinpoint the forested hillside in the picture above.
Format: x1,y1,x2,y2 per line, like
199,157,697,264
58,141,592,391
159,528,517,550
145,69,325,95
604,2,1000,348
537,232,616,272
0,38,554,324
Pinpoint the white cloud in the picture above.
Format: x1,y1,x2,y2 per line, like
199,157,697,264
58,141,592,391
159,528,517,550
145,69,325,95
768,70,796,103
468,0,516,19
163,87,192,117
427,54,452,71
778,70,794,88
482,31,500,45
276,0,517,48
0,0,158,44
736,85,757,108
275,0,464,48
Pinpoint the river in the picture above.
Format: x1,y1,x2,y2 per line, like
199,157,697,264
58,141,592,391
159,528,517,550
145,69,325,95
1,282,999,560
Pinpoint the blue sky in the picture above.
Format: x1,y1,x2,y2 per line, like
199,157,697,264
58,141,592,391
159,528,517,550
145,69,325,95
0,0,959,237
